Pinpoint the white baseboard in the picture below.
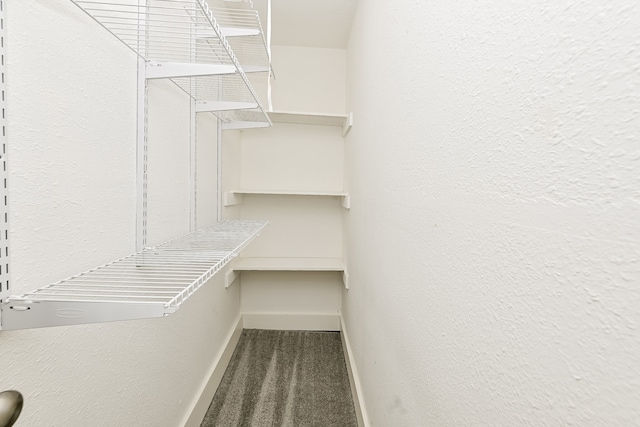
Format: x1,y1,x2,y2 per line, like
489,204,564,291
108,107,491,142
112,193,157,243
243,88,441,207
181,315,244,427
340,315,370,427
242,312,340,331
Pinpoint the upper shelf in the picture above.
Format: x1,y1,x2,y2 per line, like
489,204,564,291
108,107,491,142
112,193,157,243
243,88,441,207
234,257,346,271
224,190,351,209
71,0,272,129
0,220,267,330
267,111,353,135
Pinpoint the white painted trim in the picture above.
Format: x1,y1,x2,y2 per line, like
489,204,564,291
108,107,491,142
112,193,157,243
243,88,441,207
340,315,370,427
343,112,354,136
181,315,244,427
242,312,340,331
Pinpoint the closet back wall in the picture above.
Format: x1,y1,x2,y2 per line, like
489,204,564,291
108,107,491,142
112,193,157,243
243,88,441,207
224,45,347,328
1,1,235,426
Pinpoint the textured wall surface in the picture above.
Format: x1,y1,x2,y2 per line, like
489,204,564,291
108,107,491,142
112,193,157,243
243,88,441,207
343,0,640,425
1,1,238,426
240,123,344,193
241,271,342,315
270,45,346,113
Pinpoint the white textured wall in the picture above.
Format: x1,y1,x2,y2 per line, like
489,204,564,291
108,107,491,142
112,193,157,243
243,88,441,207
239,195,343,259
240,123,344,193
220,130,242,221
196,113,219,228
343,0,640,426
270,45,346,113
241,271,342,316
2,1,237,426
147,80,191,245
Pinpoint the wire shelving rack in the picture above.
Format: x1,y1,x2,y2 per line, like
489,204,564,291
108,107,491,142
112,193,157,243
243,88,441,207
71,0,272,128
0,221,267,330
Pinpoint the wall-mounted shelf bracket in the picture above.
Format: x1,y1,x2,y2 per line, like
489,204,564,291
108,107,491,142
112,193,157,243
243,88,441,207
342,270,350,290
224,191,244,206
341,195,351,209
343,112,353,136
224,269,239,288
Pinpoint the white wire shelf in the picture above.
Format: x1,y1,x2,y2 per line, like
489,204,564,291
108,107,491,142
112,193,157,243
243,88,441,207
71,0,272,129
0,220,267,330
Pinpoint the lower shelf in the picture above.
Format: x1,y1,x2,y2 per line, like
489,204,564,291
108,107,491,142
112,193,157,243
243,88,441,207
225,190,351,209
226,257,349,290
234,257,345,271
0,220,268,330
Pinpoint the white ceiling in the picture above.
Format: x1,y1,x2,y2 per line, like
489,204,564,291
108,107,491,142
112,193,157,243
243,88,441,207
253,0,359,49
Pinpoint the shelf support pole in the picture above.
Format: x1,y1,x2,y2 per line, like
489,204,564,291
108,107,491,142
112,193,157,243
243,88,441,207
190,99,197,232
135,0,148,252
0,0,12,313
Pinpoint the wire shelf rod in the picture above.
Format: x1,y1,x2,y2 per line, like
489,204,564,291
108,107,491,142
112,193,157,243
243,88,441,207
63,273,203,280
61,278,197,285
66,267,208,274
21,292,173,300
64,272,204,279
47,284,188,290
7,297,167,305
31,287,181,295
30,290,179,297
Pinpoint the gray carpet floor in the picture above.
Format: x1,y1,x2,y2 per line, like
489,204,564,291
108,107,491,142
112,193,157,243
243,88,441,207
201,329,358,427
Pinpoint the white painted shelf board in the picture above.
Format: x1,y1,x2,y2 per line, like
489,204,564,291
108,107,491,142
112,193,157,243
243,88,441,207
224,190,351,209
234,257,346,271
0,220,268,330
231,190,348,196
268,111,347,126
268,111,353,135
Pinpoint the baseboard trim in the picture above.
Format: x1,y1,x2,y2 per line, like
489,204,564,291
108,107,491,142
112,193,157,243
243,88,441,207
242,312,340,331
181,315,244,427
340,315,370,427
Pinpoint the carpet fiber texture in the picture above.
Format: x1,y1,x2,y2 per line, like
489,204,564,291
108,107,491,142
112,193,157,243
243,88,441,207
201,329,358,427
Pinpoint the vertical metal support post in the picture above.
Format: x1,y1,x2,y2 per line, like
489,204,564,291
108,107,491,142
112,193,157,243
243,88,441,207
216,118,222,222
188,9,197,232
190,99,197,231
266,0,273,111
136,58,148,252
135,1,148,252
0,0,11,307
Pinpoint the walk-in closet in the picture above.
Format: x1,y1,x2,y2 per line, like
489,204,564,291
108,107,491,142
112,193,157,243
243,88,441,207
1,0,639,426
